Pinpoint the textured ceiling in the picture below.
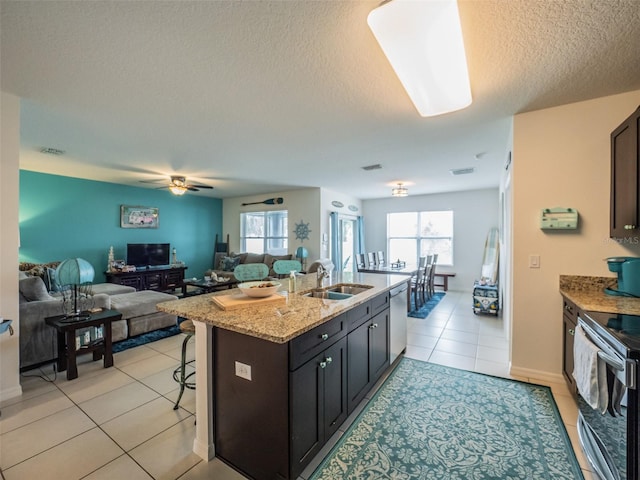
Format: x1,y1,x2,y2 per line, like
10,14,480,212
2,0,639,199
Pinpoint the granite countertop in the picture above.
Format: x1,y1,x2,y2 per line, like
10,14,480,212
559,275,640,315
157,271,410,344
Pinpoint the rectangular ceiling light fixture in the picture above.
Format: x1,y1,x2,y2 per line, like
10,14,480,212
367,0,472,117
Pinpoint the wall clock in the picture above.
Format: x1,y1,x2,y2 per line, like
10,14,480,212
294,220,311,242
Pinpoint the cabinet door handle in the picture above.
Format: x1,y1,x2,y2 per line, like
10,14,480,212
325,356,332,364
569,329,575,336
321,333,329,341
368,323,378,329
625,224,637,230
564,304,573,312
319,361,327,369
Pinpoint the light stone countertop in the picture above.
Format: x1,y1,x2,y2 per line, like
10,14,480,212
559,274,640,315
157,271,410,343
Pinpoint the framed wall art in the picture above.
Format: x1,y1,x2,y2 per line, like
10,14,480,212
120,205,159,229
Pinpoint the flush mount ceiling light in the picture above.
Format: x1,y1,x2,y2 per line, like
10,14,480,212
391,183,409,197
367,0,472,117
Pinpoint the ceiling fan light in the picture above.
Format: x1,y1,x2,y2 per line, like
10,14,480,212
367,0,472,117
391,183,408,197
169,185,187,196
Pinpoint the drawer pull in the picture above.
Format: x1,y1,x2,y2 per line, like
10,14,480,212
368,323,378,330
321,333,329,341
625,224,637,230
569,329,575,336
564,304,573,312
319,356,333,369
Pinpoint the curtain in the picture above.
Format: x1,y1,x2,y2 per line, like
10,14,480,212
357,216,365,254
330,212,339,271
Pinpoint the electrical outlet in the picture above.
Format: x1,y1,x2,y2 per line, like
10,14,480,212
235,361,252,381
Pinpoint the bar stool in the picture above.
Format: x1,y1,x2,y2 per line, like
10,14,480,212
172,319,195,410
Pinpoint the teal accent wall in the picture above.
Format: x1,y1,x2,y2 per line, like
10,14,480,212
19,171,222,282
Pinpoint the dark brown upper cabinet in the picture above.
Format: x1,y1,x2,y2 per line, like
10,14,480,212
611,106,640,240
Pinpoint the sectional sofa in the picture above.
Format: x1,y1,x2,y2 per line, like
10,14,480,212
18,262,178,371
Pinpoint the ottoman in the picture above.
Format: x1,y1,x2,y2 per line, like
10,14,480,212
91,283,136,296
109,290,179,341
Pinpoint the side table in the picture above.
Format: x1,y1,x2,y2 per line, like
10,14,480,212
45,309,122,380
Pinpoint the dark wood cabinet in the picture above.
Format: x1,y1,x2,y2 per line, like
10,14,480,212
290,336,347,478
347,308,390,413
562,296,579,395
610,106,640,239
105,266,187,292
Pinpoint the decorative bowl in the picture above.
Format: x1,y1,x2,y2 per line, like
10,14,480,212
237,281,281,298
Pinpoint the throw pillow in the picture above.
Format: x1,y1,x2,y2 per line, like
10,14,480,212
19,276,56,302
221,256,241,272
44,267,60,292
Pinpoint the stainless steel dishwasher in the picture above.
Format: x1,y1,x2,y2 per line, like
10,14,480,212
389,281,409,363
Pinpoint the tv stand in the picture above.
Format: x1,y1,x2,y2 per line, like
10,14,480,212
105,266,187,293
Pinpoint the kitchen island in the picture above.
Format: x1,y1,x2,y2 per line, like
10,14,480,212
157,271,409,480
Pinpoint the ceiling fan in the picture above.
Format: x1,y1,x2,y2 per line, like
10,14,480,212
141,176,214,196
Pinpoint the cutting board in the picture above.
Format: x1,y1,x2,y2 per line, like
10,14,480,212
212,292,286,310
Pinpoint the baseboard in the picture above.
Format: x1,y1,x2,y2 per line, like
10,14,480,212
0,384,23,403
509,365,565,385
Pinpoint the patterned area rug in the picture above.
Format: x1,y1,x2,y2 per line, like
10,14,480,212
112,319,183,353
310,358,583,480
408,292,445,319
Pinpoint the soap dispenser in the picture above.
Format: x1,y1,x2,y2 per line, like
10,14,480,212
289,271,297,293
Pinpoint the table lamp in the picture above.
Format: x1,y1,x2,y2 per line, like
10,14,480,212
56,258,95,318
295,246,308,271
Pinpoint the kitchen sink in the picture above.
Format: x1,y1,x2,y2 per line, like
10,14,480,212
301,289,354,300
325,284,374,295
300,284,374,300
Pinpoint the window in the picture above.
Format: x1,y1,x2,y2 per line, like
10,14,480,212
240,210,288,254
387,211,453,265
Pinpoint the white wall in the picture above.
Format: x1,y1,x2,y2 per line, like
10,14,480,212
1,92,22,401
319,188,363,260
362,188,500,291
223,188,322,262
511,89,640,381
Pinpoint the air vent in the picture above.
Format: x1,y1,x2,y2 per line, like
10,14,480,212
450,167,475,176
40,147,66,156
362,164,382,171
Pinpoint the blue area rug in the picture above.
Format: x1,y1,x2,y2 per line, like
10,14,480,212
112,318,184,353
408,291,445,318
310,358,584,480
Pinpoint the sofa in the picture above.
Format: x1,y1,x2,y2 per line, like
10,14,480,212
206,252,293,281
18,263,177,371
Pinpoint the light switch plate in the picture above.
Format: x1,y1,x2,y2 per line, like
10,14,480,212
235,361,252,381
529,255,540,268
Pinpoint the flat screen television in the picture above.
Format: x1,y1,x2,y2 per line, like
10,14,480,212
127,243,170,268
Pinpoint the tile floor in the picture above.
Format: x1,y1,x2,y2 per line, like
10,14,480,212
0,290,596,480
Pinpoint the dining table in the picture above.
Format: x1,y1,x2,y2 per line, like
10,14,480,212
357,263,420,310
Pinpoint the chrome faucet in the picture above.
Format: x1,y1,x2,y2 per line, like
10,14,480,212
316,264,330,288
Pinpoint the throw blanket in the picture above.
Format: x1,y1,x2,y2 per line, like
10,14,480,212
573,324,608,413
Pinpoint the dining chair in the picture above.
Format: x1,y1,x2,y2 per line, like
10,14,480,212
427,254,439,298
410,256,427,309
356,253,367,271
418,255,435,303
377,251,386,266
234,263,269,281
273,259,302,278
367,251,377,266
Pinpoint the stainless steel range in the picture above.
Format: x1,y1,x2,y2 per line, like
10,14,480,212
576,311,640,480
